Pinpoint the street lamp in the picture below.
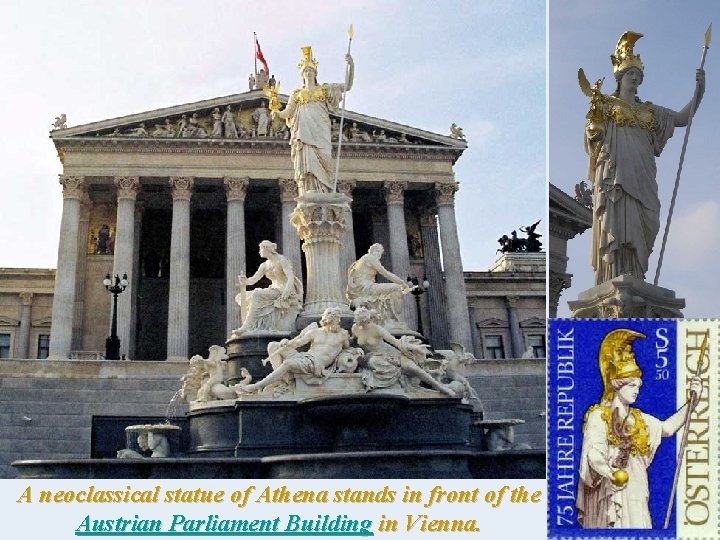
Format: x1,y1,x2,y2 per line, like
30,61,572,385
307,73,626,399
406,274,430,334
104,273,128,360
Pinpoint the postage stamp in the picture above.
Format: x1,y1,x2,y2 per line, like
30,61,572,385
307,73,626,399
547,319,718,538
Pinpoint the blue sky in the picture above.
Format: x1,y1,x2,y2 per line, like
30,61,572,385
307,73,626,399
0,0,545,276
551,0,720,317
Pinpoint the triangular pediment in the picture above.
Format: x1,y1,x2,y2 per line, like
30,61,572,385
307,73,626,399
519,317,545,328
31,316,53,327
51,90,467,154
475,317,507,328
0,316,19,326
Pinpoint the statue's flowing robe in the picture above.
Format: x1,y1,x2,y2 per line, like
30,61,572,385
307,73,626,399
285,83,344,191
588,100,675,284
576,407,663,528
236,259,303,333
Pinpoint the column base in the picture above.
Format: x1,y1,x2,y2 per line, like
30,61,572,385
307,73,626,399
568,274,685,318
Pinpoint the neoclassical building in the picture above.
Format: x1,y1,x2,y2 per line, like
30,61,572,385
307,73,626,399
0,93,548,477
45,90,477,361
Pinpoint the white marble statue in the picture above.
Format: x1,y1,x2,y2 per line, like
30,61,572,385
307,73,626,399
449,123,466,140
435,343,482,410
272,46,354,193
234,307,352,394
352,307,455,396
580,31,705,285
52,114,67,130
179,354,205,402
252,101,272,137
211,107,223,137
346,243,413,331
194,345,237,402
118,424,177,458
145,429,171,458
222,105,239,138
349,122,372,142
232,240,303,337
249,73,256,91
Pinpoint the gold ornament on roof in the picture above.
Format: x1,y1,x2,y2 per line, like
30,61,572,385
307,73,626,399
298,46,319,72
263,82,281,113
598,328,644,403
611,31,644,75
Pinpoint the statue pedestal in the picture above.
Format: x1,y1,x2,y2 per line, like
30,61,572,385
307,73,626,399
225,332,293,384
568,275,685,318
291,192,352,318
489,252,546,273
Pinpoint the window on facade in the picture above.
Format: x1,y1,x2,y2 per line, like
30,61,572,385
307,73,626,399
527,334,546,358
484,334,505,359
37,334,50,359
0,333,10,359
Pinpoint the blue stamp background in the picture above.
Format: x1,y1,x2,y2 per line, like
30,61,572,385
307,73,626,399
548,319,678,537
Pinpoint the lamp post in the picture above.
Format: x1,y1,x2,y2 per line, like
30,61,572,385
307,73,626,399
104,273,128,360
406,274,429,334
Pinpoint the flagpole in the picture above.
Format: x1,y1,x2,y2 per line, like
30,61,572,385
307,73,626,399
654,24,711,285
332,24,354,192
663,331,708,528
253,32,258,87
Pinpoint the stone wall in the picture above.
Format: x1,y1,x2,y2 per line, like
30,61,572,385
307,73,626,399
0,359,187,478
466,358,545,449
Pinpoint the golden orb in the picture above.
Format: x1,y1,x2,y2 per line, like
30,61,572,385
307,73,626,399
611,469,629,487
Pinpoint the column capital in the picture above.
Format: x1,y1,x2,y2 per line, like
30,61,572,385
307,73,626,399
19,292,34,306
224,176,249,201
434,182,459,206
59,175,85,200
114,176,140,200
505,295,520,308
169,177,194,201
336,180,356,197
383,181,407,205
278,178,298,202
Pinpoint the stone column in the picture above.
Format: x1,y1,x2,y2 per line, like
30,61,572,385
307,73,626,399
420,210,451,350
336,180,357,291
291,193,350,317
167,177,193,360
112,176,140,359
72,195,91,351
15,292,33,359
278,178,303,282
225,177,249,337
370,207,391,269
49,175,85,359
384,181,416,330
435,182,472,351
129,202,143,358
506,295,524,358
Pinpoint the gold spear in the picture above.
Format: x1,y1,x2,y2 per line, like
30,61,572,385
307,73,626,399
663,330,709,528
332,24,354,192
655,24,711,285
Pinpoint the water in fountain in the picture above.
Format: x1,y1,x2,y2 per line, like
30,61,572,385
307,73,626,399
164,389,183,424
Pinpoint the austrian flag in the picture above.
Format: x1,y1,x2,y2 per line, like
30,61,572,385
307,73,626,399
255,36,269,74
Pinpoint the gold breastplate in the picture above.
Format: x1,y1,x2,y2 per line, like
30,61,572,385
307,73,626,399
292,85,328,105
585,404,650,456
605,96,655,131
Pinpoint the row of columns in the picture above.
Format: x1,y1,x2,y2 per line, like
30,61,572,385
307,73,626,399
48,174,472,359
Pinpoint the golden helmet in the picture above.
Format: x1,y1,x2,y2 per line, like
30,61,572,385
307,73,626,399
611,31,644,75
598,328,645,402
298,46,319,72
